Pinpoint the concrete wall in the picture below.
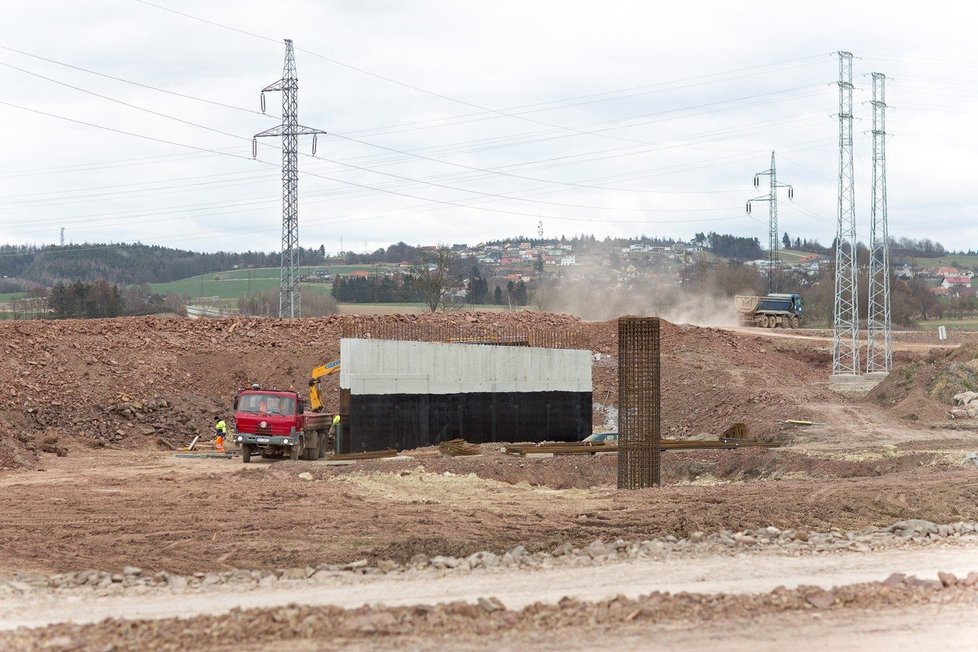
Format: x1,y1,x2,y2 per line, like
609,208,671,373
340,339,591,395
339,339,592,451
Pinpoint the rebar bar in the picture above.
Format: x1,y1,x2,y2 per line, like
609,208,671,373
340,320,584,349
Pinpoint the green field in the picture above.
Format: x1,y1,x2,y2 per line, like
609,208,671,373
0,292,26,303
915,318,978,331
149,265,399,300
891,254,978,270
779,249,821,263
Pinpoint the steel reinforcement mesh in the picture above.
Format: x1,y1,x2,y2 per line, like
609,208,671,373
617,317,661,489
340,320,583,349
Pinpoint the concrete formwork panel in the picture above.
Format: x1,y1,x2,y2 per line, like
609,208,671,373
339,339,592,451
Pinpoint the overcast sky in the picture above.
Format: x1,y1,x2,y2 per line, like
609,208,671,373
1,1,976,255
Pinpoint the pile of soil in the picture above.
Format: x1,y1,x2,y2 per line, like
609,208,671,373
0,312,839,466
868,343,978,421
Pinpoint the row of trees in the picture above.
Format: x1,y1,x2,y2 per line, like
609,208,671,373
237,288,338,317
16,281,188,320
778,233,952,260
697,233,764,260
331,274,424,303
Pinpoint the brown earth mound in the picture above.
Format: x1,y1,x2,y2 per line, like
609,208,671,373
868,343,978,421
0,312,839,467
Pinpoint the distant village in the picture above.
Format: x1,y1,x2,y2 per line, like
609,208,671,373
323,235,978,306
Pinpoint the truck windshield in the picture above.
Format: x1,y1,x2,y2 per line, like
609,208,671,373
239,394,295,415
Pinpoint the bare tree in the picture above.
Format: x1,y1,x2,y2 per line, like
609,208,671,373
412,246,460,313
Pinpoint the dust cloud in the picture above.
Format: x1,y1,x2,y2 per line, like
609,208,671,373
539,282,740,327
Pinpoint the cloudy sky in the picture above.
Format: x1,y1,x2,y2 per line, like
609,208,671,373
1,1,976,255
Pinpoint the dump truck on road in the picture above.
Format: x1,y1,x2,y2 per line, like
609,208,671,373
735,293,803,328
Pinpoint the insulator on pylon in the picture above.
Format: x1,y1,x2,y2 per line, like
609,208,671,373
312,134,318,155
746,202,751,214
252,139,258,159
260,92,266,113
754,176,759,188
788,187,794,199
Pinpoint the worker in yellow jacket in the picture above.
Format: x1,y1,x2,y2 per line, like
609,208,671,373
330,414,341,454
214,416,228,452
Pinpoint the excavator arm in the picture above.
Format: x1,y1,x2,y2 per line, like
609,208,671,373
308,359,341,412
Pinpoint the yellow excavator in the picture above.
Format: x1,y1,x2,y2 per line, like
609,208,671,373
308,359,340,412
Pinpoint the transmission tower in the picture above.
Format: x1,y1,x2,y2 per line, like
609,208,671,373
747,151,793,292
59,227,64,247
537,220,544,239
832,51,860,377
866,72,891,375
253,39,327,318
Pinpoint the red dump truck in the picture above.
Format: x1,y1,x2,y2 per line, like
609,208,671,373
231,387,333,462
232,359,341,463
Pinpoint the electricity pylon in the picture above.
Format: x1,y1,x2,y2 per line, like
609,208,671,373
747,151,793,293
253,39,327,318
866,72,891,374
832,51,859,377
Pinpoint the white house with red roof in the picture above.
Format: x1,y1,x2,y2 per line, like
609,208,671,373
942,276,972,289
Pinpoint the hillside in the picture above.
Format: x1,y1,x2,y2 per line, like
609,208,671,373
0,243,318,286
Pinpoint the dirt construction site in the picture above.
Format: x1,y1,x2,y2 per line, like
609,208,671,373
1,312,977,650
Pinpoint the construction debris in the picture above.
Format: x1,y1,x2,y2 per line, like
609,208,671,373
503,438,780,456
503,442,617,456
173,452,234,460
723,422,749,438
328,449,398,461
438,439,482,456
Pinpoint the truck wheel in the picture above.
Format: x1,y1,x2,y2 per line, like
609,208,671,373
289,444,300,461
242,444,252,463
791,316,800,329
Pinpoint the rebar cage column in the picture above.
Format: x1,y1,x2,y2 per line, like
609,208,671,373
617,317,661,489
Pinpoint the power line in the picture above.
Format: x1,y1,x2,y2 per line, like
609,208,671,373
0,98,752,229
134,0,827,152
0,44,265,117
0,59,760,215
0,46,825,197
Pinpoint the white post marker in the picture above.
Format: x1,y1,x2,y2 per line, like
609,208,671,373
938,325,948,341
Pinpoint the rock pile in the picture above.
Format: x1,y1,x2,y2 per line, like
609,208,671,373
2,520,974,597
3,570,977,651
950,390,978,418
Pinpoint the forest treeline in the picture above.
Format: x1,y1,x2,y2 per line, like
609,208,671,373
0,243,325,286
